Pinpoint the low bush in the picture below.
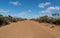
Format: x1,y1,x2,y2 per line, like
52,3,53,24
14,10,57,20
0,14,27,27
31,16,60,25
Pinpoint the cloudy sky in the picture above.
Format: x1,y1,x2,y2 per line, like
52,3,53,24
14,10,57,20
0,0,60,19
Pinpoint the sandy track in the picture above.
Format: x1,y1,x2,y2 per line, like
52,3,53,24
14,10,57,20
0,20,60,38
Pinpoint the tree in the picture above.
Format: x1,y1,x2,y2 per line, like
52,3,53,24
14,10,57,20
0,14,4,26
52,13,60,25
8,15,13,22
39,16,48,22
0,14,9,26
52,13,60,19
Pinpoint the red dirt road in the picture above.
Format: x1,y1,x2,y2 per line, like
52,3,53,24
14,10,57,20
0,20,60,38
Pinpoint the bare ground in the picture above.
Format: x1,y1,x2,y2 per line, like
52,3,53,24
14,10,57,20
0,20,60,38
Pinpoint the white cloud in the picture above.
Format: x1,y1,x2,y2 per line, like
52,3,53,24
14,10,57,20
38,2,51,8
10,1,21,6
19,9,32,16
40,6,60,14
19,11,27,16
0,9,9,13
41,10,50,13
47,6,60,10
28,10,32,12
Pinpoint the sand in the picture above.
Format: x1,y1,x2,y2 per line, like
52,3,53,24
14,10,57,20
0,20,60,38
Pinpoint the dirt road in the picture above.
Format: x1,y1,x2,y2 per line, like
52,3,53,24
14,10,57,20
0,20,60,38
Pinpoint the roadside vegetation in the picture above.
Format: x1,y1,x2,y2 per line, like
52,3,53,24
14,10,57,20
0,14,27,27
31,13,60,25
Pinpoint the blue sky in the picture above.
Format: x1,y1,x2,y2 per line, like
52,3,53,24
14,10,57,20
0,0,60,19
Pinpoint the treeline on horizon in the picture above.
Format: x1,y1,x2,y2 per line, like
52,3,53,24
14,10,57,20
0,13,60,27
0,14,27,27
31,13,60,25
